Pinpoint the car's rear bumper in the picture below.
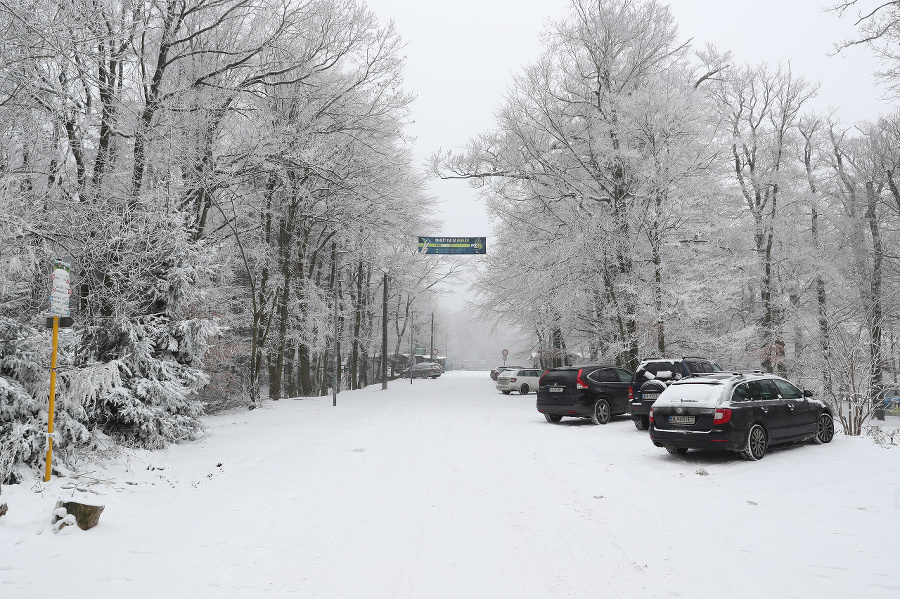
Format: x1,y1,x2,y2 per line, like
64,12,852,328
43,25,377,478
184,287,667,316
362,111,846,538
631,401,653,416
536,402,594,418
536,388,598,416
649,426,745,451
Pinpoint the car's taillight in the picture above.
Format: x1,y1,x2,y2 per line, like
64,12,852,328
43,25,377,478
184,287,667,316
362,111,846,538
576,369,588,389
510,377,517,382
713,408,732,425
628,385,633,400
649,409,654,424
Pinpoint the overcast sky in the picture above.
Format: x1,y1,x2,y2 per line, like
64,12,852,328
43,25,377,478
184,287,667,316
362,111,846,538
364,0,893,238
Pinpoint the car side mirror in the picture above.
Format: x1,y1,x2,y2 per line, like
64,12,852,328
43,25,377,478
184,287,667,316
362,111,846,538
803,389,813,398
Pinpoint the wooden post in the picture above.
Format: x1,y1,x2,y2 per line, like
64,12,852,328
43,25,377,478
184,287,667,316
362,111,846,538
44,315,59,482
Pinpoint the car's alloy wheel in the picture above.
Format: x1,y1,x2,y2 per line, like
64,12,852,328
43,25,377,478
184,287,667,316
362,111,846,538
813,413,835,444
665,447,688,455
519,384,529,395
544,414,563,423
633,415,649,430
742,424,768,461
590,399,611,425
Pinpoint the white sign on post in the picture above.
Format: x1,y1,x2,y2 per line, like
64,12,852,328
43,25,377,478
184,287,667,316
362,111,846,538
49,267,71,317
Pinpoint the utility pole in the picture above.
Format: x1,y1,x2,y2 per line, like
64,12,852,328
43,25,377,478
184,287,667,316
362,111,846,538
332,249,347,406
382,271,388,390
333,249,339,406
430,312,434,362
409,310,414,385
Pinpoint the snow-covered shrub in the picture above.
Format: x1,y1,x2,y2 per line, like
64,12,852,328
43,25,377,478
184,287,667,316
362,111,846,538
72,316,216,449
864,425,900,447
54,198,222,448
0,316,90,483
197,326,250,413
0,203,220,476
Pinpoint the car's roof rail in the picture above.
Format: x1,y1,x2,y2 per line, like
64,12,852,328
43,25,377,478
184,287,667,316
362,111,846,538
732,370,766,377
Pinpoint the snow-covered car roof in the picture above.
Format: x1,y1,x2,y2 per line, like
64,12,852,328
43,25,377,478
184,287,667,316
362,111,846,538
653,372,797,409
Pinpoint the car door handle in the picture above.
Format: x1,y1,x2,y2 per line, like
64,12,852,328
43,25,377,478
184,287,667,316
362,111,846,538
788,404,794,410
760,407,768,413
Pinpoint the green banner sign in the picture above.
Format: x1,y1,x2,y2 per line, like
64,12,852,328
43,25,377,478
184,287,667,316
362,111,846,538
418,236,486,255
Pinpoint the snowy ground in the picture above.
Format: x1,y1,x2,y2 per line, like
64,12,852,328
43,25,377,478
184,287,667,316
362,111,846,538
1,371,898,598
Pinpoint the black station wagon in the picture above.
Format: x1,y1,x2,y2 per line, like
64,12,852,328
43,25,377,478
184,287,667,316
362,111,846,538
536,364,633,424
649,372,835,460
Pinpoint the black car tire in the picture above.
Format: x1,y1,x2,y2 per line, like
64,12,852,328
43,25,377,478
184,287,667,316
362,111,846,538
519,384,529,395
590,398,611,425
665,447,688,455
741,424,768,461
813,413,835,444
502,390,511,395
544,414,563,423
633,415,649,430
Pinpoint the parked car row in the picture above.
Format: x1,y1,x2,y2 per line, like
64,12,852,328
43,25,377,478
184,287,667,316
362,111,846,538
534,358,835,461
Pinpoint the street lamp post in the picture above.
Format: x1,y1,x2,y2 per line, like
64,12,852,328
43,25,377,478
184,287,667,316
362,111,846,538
333,249,348,406
382,270,388,390
409,310,415,385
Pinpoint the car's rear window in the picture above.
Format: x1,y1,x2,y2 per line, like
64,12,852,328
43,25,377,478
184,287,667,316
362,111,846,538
636,361,680,382
659,382,723,405
541,370,576,386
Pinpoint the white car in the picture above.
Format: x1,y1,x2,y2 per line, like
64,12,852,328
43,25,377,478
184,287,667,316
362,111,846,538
496,368,545,395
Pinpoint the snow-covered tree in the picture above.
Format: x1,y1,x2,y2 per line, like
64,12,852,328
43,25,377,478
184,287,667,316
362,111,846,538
434,0,724,368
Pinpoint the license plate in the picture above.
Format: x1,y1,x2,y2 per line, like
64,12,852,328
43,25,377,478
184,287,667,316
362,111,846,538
642,393,659,400
549,387,564,393
668,415,695,425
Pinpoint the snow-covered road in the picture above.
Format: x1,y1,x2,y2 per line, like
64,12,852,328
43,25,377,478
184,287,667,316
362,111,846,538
1,371,898,598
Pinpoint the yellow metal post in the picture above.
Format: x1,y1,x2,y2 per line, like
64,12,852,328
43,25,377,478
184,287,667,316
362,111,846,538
44,315,59,482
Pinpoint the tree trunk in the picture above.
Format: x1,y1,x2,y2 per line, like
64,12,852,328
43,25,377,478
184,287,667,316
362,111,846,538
299,342,312,396
350,260,362,389
132,0,179,198
286,346,298,398
270,201,297,400
811,205,833,397
652,237,665,353
865,181,885,420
